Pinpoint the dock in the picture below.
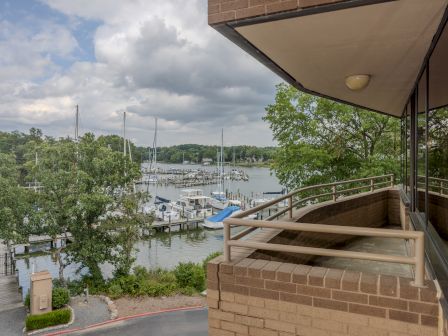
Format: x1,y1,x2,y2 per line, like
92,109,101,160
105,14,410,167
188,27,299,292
0,240,22,312
151,218,204,233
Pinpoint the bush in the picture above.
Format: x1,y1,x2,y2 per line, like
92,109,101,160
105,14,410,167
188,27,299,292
26,308,71,331
202,251,222,273
52,287,70,309
24,293,30,309
108,283,123,299
173,262,205,291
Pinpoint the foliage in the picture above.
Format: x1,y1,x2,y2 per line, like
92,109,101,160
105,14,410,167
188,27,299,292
202,251,222,273
25,133,150,283
263,84,401,189
24,293,30,309
52,287,70,309
173,262,205,291
0,153,32,243
25,308,71,331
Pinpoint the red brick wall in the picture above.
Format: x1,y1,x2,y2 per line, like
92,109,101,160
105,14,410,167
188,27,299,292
208,0,350,25
208,257,439,336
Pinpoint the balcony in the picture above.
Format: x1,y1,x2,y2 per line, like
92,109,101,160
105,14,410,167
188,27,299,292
207,175,439,336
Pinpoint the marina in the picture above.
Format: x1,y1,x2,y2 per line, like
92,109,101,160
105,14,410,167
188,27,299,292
14,163,284,297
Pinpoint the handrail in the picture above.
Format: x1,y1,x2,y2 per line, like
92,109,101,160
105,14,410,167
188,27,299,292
417,175,448,195
234,174,394,221
223,218,425,287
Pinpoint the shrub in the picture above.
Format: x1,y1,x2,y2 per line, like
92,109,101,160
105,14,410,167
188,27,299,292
173,262,205,291
108,283,123,299
52,287,70,309
26,308,71,331
202,251,222,273
24,293,30,309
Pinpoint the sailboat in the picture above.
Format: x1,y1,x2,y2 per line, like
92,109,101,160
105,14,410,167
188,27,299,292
147,117,158,184
209,129,229,210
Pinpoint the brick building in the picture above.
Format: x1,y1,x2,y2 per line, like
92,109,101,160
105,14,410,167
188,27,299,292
206,1,448,336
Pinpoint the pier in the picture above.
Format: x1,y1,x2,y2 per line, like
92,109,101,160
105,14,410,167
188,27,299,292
0,240,22,312
151,218,204,233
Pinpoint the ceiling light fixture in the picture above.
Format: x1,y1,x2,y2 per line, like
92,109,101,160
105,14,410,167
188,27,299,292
345,74,371,91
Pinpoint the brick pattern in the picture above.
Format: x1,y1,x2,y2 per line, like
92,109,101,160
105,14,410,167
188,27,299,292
208,0,349,25
250,190,395,264
208,259,439,336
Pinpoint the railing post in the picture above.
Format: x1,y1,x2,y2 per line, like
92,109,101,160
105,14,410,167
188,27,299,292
370,178,374,192
224,221,231,262
414,232,425,287
390,174,394,187
332,185,336,201
441,181,444,195
288,196,293,219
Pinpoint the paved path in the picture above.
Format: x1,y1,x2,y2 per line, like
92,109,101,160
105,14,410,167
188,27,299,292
33,296,110,336
0,276,23,313
65,308,208,336
0,306,26,336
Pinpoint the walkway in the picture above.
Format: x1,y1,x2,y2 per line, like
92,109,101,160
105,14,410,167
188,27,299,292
311,225,413,277
32,296,110,336
61,308,208,336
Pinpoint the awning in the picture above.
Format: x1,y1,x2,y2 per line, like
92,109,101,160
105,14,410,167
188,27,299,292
210,0,448,117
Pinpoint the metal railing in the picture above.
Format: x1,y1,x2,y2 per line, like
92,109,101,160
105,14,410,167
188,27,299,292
0,253,16,276
417,175,448,195
222,174,427,287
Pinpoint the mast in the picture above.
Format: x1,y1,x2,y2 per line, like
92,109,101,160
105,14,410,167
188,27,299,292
123,111,127,157
221,128,224,192
154,117,158,171
75,105,79,141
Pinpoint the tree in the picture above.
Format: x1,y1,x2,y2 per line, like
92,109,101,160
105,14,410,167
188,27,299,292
263,84,401,189
0,153,31,243
105,191,151,277
29,133,150,283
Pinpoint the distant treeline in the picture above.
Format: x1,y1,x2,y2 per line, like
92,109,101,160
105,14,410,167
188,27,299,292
151,144,276,164
0,129,276,169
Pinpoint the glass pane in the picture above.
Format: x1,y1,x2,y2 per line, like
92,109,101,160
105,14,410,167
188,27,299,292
428,23,448,243
417,71,427,215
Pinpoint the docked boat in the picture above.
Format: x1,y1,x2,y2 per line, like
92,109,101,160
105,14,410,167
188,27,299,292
172,189,213,219
209,191,229,210
203,205,241,229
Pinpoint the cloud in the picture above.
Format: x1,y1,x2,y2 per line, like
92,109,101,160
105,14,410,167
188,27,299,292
0,0,280,146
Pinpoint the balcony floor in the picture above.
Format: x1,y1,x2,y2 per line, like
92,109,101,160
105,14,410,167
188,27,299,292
309,225,412,278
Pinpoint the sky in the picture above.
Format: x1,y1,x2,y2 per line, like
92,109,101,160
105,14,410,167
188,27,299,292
0,0,281,147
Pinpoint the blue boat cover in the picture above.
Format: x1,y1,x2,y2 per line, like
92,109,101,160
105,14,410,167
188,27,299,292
154,196,170,204
206,206,240,222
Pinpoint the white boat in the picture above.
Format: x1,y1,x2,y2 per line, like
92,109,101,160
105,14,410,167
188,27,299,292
155,203,180,222
203,205,241,229
209,191,229,210
172,189,213,219
210,129,231,210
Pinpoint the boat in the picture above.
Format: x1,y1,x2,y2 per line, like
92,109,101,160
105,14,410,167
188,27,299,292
172,189,213,219
203,205,241,229
209,191,229,210
210,129,230,210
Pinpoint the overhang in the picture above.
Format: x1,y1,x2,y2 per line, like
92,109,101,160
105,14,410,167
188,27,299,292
209,0,448,117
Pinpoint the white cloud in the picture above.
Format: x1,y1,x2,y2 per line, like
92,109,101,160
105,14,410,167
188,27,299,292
0,0,280,146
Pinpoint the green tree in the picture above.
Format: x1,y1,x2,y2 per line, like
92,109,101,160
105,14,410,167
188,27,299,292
263,84,400,189
0,153,31,243
29,133,149,283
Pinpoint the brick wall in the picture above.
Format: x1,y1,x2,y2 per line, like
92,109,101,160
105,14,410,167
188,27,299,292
250,190,400,264
208,0,349,25
208,257,439,336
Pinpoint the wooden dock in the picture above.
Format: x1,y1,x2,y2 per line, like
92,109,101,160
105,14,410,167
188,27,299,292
151,218,204,233
0,240,22,312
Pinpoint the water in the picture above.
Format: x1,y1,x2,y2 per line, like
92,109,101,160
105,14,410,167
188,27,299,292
140,162,284,202
16,164,282,297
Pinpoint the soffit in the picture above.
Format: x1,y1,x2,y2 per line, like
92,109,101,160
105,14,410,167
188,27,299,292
236,0,448,116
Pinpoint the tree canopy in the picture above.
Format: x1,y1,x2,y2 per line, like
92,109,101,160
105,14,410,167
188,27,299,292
264,84,401,189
